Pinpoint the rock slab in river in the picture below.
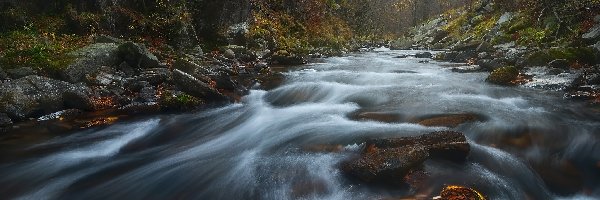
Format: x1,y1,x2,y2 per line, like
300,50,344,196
341,131,470,184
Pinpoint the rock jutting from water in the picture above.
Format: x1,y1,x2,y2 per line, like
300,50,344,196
340,131,470,184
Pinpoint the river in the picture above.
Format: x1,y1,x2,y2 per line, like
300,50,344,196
1,49,599,199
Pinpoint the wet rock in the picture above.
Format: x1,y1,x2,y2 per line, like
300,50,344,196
62,43,120,83
548,59,569,70
290,178,329,199
416,113,485,128
435,51,459,61
342,145,429,183
6,67,35,79
0,75,92,120
452,40,482,52
303,144,345,153
476,41,494,52
118,42,162,69
341,131,470,183
477,59,503,71
390,37,414,50
173,59,213,76
451,65,482,73
172,69,228,102
582,24,600,39
453,51,477,63
415,52,433,58
271,50,306,65
135,68,171,86
487,66,519,85
434,185,486,200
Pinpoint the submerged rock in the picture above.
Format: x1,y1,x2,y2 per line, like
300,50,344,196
341,131,470,184
415,52,433,58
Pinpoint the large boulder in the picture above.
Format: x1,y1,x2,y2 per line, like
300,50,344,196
341,131,470,184
172,69,228,102
0,75,93,120
117,42,162,69
62,43,120,83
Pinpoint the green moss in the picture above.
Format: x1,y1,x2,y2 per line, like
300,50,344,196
472,14,499,39
487,66,520,85
160,91,203,111
525,47,600,66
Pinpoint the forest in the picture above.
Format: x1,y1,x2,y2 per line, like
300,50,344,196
1,0,599,199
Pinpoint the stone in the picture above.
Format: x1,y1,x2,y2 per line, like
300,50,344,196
476,41,494,52
342,145,429,183
270,50,306,65
223,49,236,59
451,40,482,51
62,43,120,83
341,131,470,184
497,12,513,24
172,69,228,102
173,59,213,75
135,68,171,86
390,37,414,50
477,59,504,71
6,67,35,79
453,51,477,63
0,66,7,80
415,52,433,58
548,59,570,70
582,25,600,39
487,66,519,85
0,75,93,120
118,42,161,69
0,112,12,132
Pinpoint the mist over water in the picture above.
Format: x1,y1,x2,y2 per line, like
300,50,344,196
1,50,599,199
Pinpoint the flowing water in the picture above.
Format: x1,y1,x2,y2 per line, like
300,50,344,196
1,50,599,199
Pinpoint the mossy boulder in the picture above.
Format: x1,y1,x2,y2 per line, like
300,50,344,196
523,47,600,67
487,66,519,85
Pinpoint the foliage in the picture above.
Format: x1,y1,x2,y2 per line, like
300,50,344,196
0,16,89,73
160,91,203,111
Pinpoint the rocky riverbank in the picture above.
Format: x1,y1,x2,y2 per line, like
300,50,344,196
390,1,600,105
0,35,293,134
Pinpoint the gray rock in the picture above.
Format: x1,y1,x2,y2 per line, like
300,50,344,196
477,59,504,71
0,76,93,120
172,69,228,102
548,59,570,69
497,12,513,24
582,25,600,39
118,42,162,69
415,52,433,58
223,49,236,59
390,37,414,50
452,40,482,51
0,66,8,80
95,35,124,44
7,67,36,79
135,68,171,86
594,41,600,52
476,41,494,52
453,51,477,63
63,43,120,83
173,59,213,75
